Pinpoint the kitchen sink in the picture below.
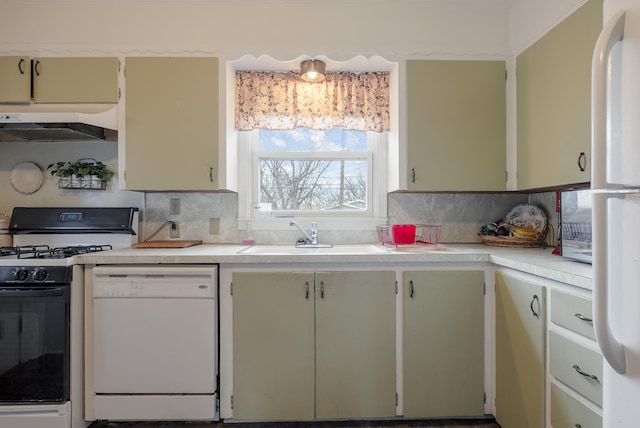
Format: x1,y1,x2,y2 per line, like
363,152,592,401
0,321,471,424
237,244,391,255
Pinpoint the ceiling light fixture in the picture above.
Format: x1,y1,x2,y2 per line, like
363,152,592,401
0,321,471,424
300,59,326,82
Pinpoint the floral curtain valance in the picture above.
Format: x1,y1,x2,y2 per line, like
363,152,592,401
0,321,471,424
235,70,390,133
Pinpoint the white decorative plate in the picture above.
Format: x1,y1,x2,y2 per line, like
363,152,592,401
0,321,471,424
10,161,44,194
505,204,547,233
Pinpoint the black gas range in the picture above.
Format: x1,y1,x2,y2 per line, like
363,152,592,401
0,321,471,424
0,207,138,428
0,207,138,268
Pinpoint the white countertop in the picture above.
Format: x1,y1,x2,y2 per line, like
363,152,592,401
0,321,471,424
77,243,593,290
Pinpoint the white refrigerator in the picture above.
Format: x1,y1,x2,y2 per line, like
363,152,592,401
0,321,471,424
591,0,640,426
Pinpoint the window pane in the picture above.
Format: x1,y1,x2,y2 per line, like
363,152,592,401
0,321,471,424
258,127,367,152
259,159,367,211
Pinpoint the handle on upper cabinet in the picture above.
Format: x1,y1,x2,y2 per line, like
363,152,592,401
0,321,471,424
577,152,587,172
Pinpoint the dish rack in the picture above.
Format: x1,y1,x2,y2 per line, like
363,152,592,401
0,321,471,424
377,224,441,249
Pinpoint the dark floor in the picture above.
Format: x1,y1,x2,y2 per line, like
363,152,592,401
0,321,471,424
88,417,500,428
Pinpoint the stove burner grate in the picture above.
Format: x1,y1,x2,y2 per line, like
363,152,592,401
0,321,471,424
0,244,113,259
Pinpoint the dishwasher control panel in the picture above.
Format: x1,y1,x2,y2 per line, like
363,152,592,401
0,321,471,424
92,265,217,298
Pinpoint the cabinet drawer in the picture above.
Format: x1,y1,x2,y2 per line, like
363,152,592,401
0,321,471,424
551,289,595,340
551,383,602,428
549,331,603,406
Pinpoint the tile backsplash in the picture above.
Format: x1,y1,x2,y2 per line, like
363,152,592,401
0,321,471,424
144,191,558,245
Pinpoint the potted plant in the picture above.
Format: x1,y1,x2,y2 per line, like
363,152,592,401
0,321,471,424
47,158,115,189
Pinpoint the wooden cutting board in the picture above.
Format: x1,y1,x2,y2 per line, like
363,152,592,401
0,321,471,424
132,240,203,248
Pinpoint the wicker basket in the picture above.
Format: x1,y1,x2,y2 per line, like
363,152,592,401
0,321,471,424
478,233,545,248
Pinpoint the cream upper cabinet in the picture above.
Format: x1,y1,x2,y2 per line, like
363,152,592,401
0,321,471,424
123,57,219,191
402,270,485,418
406,60,506,191
516,0,602,189
0,57,118,104
232,270,396,421
32,57,119,103
495,271,546,428
0,56,31,103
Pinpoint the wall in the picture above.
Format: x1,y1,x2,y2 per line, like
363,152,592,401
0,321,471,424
0,0,575,246
0,141,142,217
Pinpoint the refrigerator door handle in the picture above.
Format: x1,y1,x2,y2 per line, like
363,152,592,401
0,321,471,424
593,191,627,374
591,9,627,375
591,9,625,189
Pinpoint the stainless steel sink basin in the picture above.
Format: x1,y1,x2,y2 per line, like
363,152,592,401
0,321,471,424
238,244,391,255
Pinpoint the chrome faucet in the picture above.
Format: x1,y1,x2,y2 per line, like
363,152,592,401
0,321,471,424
290,221,318,246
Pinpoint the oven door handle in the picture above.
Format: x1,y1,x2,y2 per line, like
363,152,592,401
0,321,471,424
0,286,68,298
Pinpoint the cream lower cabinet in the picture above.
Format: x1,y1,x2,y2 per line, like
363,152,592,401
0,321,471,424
495,271,546,428
549,289,602,428
123,57,219,190
232,270,396,421
402,270,485,418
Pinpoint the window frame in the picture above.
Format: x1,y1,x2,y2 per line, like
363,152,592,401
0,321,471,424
238,129,388,231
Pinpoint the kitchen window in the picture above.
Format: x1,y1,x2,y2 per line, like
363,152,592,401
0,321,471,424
235,67,390,230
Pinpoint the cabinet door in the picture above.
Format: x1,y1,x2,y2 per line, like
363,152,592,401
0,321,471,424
315,271,396,419
232,272,315,420
124,57,219,190
403,270,485,417
0,56,31,103
406,60,506,191
495,271,546,428
32,57,119,103
516,0,602,188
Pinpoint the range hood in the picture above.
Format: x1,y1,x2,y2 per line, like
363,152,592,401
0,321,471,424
0,105,118,142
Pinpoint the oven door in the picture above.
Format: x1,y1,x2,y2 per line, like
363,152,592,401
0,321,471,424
0,285,70,404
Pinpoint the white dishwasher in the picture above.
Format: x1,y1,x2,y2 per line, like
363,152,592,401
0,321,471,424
91,265,218,421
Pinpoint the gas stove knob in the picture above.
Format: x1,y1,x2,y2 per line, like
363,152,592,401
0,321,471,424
34,269,49,281
13,269,30,281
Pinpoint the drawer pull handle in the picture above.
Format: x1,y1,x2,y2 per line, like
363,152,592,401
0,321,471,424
575,313,593,322
530,294,540,318
573,364,599,381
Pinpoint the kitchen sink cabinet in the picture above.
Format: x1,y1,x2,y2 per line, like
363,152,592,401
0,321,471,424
495,271,546,428
232,270,396,421
516,0,602,189
406,60,506,191
402,270,485,418
122,57,219,191
0,56,118,104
